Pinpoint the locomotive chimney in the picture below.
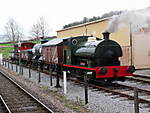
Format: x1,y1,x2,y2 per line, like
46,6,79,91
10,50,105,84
102,31,110,40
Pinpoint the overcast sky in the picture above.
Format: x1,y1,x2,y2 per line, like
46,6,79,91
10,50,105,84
0,0,150,36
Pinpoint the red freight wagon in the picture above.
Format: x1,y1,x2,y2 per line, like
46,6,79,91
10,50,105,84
18,42,35,51
14,42,35,59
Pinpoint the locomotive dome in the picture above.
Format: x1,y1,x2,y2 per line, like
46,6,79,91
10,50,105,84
87,36,97,42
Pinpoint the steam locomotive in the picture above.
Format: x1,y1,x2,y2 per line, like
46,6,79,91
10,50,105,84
10,32,135,81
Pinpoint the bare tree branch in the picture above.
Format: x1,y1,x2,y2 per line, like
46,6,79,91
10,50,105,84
30,23,41,39
5,18,23,42
30,17,49,39
39,17,49,38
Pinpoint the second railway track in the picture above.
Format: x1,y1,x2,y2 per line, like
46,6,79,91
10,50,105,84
68,76,150,107
0,71,54,113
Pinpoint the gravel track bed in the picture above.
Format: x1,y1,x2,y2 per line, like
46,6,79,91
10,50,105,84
135,70,150,76
2,63,150,113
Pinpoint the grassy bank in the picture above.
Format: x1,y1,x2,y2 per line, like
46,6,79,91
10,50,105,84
0,47,14,58
0,38,54,58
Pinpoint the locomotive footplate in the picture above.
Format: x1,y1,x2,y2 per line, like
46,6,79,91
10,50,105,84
63,64,135,79
95,66,135,78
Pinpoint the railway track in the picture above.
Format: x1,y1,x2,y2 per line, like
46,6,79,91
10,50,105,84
126,74,150,84
134,74,150,79
105,82,150,104
0,71,54,113
3,61,150,108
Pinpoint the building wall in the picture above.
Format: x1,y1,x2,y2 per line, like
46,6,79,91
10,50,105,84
120,46,131,66
57,19,130,46
132,32,150,68
57,26,86,38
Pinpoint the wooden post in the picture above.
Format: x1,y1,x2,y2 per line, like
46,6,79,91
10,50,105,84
11,60,13,70
21,62,23,75
130,24,133,66
29,63,31,78
16,61,18,72
49,65,53,86
55,66,61,88
134,87,139,113
19,57,21,74
38,65,41,83
84,73,88,104
5,59,6,67
2,59,4,66
55,75,61,88
8,60,10,69
3,59,4,66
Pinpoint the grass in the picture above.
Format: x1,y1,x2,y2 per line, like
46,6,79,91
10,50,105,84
0,38,54,58
0,47,14,58
47,90,89,113
0,43,14,46
30,40,41,44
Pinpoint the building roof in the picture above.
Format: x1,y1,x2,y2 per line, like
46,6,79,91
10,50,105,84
57,17,111,32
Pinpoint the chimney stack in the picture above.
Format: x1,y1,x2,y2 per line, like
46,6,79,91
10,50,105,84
102,31,110,40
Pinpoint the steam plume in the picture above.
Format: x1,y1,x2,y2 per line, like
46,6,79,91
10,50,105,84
106,8,150,33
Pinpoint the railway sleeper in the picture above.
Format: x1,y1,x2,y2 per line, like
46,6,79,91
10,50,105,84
0,103,8,113
5,101,40,107
140,104,150,108
111,95,121,99
106,90,150,104
10,106,47,113
3,96,34,101
120,90,134,94
4,101,38,105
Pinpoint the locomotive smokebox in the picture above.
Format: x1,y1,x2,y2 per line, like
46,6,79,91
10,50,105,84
102,31,110,40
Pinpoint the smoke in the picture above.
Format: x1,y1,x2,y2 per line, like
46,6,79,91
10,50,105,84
106,8,150,33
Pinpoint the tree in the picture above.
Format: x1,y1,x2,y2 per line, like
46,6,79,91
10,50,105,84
5,18,23,42
39,17,49,38
30,17,49,39
30,22,41,40
83,17,88,23
63,10,124,29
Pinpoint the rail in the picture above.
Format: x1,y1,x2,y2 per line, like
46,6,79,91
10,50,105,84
0,95,11,113
0,70,55,113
